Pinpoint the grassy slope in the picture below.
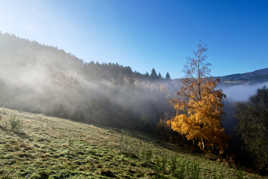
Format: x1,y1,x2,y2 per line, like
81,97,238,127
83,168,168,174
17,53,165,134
0,108,266,179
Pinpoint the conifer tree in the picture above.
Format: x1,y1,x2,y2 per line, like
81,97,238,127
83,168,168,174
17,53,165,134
165,72,171,80
150,68,158,79
158,72,162,79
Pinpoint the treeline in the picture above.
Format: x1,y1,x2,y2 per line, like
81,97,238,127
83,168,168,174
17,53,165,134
83,62,171,84
0,32,171,83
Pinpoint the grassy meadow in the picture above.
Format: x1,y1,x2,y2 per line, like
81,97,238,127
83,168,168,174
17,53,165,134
0,108,266,179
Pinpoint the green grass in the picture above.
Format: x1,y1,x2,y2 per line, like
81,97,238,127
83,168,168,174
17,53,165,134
0,108,266,179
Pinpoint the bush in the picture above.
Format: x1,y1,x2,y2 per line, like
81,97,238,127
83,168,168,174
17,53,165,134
235,86,268,173
9,115,23,132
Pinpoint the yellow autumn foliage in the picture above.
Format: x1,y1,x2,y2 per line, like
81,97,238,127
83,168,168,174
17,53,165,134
169,79,227,154
167,43,228,154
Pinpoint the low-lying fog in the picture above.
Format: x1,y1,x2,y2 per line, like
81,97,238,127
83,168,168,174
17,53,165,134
0,33,267,132
222,82,268,102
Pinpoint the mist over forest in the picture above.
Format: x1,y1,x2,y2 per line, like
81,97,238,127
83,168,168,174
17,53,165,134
0,32,267,132
0,33,176,129
222,82,268,102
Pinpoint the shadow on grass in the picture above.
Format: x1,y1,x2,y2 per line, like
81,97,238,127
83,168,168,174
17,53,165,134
13,130,30,140
0,125,30,140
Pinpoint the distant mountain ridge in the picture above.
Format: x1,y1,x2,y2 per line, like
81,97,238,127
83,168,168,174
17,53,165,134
172,68,268,87
219,68,268,85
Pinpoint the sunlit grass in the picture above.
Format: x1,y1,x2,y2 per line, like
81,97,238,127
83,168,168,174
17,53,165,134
0,108,266,178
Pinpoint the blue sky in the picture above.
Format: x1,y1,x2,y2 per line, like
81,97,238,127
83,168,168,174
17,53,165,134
0,0,268,78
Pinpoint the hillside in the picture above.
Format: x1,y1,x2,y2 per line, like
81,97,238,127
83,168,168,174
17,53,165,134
0,33,173,129
219,68,268,85
0,107,265,179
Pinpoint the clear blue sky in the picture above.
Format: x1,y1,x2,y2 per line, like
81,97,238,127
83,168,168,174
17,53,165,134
0,0,268,78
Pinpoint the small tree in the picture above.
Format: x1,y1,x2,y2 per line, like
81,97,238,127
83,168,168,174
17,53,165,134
158,72,162,79
165,72,171,80
150,68,158,79
167,43,227,154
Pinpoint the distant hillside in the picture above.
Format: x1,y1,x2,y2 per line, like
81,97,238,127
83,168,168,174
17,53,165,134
0,33,173,129
171,68,268,86
0,33,165,83
219,68,268,85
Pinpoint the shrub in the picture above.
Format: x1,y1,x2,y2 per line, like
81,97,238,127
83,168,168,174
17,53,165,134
9,115,23,132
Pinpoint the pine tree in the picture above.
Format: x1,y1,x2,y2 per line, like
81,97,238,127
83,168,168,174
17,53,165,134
165,72,171,80
150,68,158,79
158,72,162,79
